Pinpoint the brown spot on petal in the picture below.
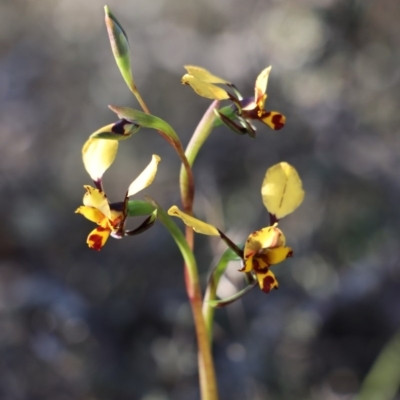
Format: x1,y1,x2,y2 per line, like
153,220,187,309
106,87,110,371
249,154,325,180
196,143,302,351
261,275,276,293
272,114,285,130
88,234,104,251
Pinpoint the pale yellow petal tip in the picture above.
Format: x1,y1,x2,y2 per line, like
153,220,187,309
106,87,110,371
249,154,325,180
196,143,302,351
152,154,161,163
183,65,230,84
167,205,180,216
167,206,219,236
126,154,161,198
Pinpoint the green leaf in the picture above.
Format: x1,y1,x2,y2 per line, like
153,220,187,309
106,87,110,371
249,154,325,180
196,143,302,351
104,6,134,92
207,281,257,308
211,247,242,283
108,105,181,144
127,200,156,217
203,247,242,340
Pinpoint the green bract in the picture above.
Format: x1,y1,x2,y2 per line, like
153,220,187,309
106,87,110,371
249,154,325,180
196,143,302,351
109,105,181,144
104,6,134,92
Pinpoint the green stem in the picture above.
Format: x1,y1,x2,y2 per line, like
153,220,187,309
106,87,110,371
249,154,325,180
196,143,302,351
150,201,219,400
179,100,220,207
203,248,241,341
129,83,150,114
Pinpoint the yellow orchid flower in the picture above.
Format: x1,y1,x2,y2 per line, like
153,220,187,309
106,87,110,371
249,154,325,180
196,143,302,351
240,67,285,131
76,154,161,250
181,65,285,136
168,162,304,293
240,224,292,293
167,206,291,293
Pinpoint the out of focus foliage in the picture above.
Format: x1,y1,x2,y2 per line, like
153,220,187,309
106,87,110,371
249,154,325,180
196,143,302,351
1,0,400,399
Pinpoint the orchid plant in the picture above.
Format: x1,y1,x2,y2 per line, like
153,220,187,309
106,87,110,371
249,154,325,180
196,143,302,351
76,6,305,400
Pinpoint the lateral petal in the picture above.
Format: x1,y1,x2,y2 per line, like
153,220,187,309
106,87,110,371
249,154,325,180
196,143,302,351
127,155,161,197
168,206,220,236
262,247,293,265
75,206,105,224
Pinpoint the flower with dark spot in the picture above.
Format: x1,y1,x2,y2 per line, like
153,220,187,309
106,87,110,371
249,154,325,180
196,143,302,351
76,155,160,250
167,162,304,293
182,65,285,137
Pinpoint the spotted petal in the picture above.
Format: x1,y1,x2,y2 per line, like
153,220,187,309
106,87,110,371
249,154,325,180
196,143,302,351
260,111,286,130
127,155,161,197
255,269,279,293
243,225,285,260
86,226,111,250
82,137,119,182
168,206,219,236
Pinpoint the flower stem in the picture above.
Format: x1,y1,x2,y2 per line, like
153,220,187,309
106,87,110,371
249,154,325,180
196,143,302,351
129,83,150,114
150,201,219,400
203,248,241,341
179,100,219,202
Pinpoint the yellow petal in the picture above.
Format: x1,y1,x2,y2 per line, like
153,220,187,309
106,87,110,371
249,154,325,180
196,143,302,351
86,226,111,250
241,254,254,273
75,205,106,224
262,246,293,265
255,269,279,293
182,75,230,100
183,65,230,84
82,137,119,181
82,186,111,219
243,225,285,260
127,155,161,197
254,66,271,105
261,162,304,219
167,206,220,236
260,111,286,130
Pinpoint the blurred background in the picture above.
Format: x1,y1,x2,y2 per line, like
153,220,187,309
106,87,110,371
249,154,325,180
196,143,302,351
1,0,400,399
